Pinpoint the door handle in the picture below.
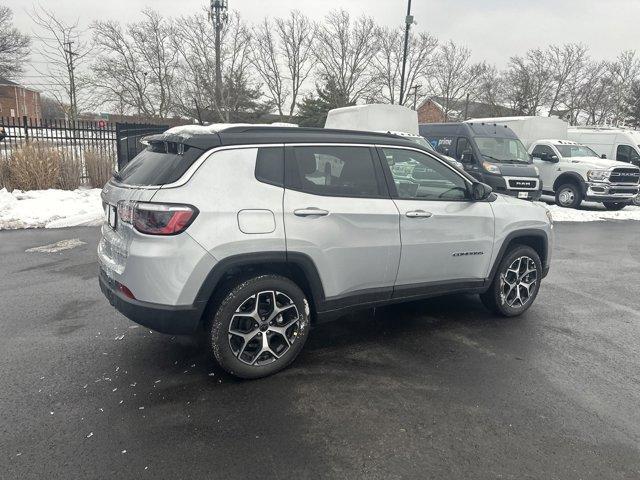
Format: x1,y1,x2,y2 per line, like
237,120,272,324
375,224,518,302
294,207,330,217
405,210,433,218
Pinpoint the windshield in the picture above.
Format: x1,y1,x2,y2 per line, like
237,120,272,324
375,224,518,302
555,144,599,158
474,136,530,164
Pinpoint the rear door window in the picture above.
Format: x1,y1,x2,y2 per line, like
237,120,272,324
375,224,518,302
116,142,205,186
287,146,383,198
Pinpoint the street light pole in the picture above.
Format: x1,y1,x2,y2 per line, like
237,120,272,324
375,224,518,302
210,0,228,109
399,0,413,106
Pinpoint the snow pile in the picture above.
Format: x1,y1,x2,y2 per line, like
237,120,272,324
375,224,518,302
0,188,104,230
540,202,640,222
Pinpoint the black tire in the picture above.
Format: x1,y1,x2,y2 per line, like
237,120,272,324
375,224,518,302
480,245,542,317
208,274,310,379
555,183,582,208
602,202,627,211
633,195,640,207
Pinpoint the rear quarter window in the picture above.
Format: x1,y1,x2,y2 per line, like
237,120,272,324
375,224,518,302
117,143,205,186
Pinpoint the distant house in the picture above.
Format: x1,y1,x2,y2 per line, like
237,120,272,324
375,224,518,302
0,77,42,119
417,96,516,124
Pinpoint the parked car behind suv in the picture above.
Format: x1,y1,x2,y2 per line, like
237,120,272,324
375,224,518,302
99,125,553,379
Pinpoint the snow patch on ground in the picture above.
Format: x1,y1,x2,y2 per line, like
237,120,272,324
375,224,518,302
0,188,104,230
25,238,86,253
539,201,640,222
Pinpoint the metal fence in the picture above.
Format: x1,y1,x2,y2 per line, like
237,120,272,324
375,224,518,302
0,116,171,173
0,116,117,166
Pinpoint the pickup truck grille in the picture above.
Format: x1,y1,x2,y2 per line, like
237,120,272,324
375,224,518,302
609,168,640,184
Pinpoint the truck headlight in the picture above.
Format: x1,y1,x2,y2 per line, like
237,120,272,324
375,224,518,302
587,169,609,182
482,161,501,175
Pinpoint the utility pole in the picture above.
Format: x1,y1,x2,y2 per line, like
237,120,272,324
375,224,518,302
399,0,413,106
411,84,421,110
464,92,470,120
63,40,78,122
210,0,229,110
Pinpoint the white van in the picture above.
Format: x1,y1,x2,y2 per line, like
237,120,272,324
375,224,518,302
567,127,640,167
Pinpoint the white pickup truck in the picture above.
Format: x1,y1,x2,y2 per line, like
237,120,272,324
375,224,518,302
470,117,640,210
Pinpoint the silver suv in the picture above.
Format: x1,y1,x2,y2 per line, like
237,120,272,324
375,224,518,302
99,125,553,379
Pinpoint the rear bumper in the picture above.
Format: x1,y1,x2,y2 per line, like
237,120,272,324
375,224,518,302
99,268,203,335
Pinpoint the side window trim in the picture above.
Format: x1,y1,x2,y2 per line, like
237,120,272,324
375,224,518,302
283,144,389,199
375,145,473,203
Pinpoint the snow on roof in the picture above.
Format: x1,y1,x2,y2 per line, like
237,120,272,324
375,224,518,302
164,123,293,137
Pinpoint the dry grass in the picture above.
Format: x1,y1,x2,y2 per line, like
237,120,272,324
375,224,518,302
84,148,114,188
4,142,62,191
58,154,83,190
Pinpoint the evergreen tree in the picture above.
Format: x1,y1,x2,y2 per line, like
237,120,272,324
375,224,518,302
297,78,353,127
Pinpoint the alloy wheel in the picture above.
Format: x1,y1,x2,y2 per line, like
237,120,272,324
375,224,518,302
500,256,538,308
228,291,301,366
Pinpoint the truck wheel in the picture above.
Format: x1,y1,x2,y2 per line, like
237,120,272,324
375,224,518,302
633,195,640,207
555,183,582,208
603,202,627,211
208,275,311,379
480,245,542,317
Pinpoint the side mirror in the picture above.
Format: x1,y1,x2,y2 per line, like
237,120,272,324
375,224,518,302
601,154,607,159
549,155,559,163
471,181,493,201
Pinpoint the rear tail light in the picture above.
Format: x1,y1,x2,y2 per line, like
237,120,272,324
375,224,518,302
117,201,198,235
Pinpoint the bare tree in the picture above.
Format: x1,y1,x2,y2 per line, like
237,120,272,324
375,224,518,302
579,61,616,125
429,41,486,120
0,6,30,79
274,11,315,119
504,48,554,115
607,50,640,125
371,26,437,106
91,10,178,118
474,65,508,115
547,44,589,116
173,11,264,123
29,6,91,120
314,10,378,103
251,19,286,119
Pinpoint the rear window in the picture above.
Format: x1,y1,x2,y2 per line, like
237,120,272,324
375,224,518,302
116,142,205,186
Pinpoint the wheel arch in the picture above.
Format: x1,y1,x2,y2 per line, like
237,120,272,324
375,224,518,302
487,229,549,285
194,251,325,324
553,172,586,196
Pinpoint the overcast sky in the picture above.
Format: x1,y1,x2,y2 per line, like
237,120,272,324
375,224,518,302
11,0,640,90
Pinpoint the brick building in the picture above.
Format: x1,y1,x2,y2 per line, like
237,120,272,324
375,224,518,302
417,96,516,124
0,77,41,119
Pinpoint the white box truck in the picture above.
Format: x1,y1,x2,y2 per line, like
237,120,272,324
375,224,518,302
469,116,640,209
325,104,463,169
567,127,640,167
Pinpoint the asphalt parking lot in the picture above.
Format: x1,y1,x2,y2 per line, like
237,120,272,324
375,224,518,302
1,223,640,479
